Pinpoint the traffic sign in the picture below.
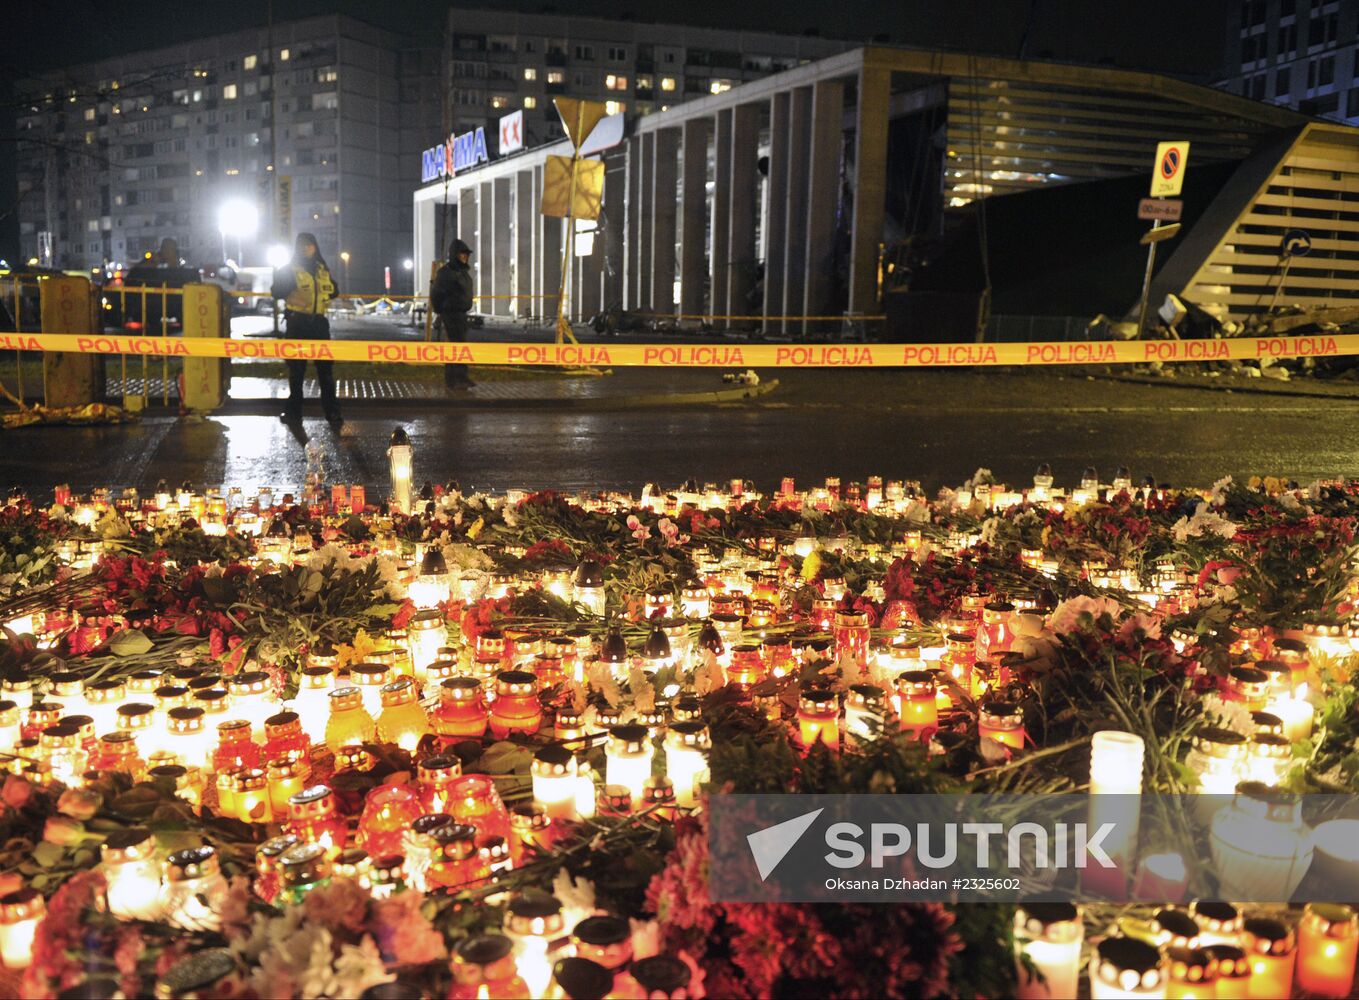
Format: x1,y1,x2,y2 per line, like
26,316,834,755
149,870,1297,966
1139,222,1181,245
1282,229,1312,257
1150,141,1190,197
1138,198,1183,221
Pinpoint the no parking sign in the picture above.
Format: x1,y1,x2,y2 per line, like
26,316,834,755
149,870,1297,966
1150,140,1190,197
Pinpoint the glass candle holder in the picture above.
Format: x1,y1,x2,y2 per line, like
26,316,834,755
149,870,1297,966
895,671,938,739
1164,946,1214,1000
664,721,710,808
349,663,391,719
233,768,273,824
101,827,163,921
572,914,633,975
832,609,870,666
796,689,839,750
368,854,405,899
448,934,529,1000
279,842,332,903
401,813,453,893
376,678,430,752
263,711,309,765
254,834,299,904
490,671,542,738
1014,902,1082,1000
162,846,227,932
1242,916,1295,1000
1152,908,1201,950
605,724,654,800
449,773,512,842
91,731,142,780
286,785,348,858
944,631,977,691
1089,935,1166,1000
0,888,44,969
291,666,334,743
532,744,577,820
432,677,489,741
1191,900,1242,946
1227,666,1269,712
1203,944,1249,1000
1298,903,1358,997
324,687,376,749
1247,733,1291,785
1186,726,1247,796
41,722,88,787
407,609,445,684
359,782,425,858
84,678,126,737
266,757,305,819
417,754,464,814
226,670,273,741
843,683,886,741
504,892,566,998
978,700,1025,752
511,804,552,865
212,719,261,775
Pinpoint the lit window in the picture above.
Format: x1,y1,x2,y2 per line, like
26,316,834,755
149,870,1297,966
223,84,238,100
85,131,94,144
637,75,653,89
244,54,257,70
660,77,677,91
524,67,537,81
83,108,95,121
279,48,290,61
710,79,732,95
523,96,537,109
605,74,628,91
605,100,625,115
491,95,509,109
547,70,564,84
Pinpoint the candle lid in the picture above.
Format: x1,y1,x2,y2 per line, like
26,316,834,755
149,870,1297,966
1304,903,1358,937
1192,726,1247,757
552,957,612,1000
328,687,365,711
1231,781,1302,823
378,677,418,707
431,822,478,860
351,663,389,686
455,933,514,965
1092,936,1164,992
227,670,269,695
1191,900,1241,934
798,688,837,713
167,706,205,733
257,834,301,863
631,954,692,994
288,784,336,818
265,711,302,738
1164,946,1214,984
607,724,651,754
494,670,537,696
1016,902,1080,941
505,891,564,936
0,887,43,923
665,720,711,751
280,842,331,884
369,854,406,886
299,665,333,689
1249,733,1290,759
1243,916,1295,954
409,609,444,633
216,718,252,741
192,689,231,714
166,845,219,881
533,744,574,776
599,784,633,814
101,827,155,864
1154,907,1201,945
154,949,235,998
978,700,1021,726
185,675,223,693
1203,944,1248,978
1251,711,1284,735
573,914,630,947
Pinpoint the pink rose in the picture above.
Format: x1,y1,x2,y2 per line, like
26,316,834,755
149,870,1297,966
1216,566,1242,586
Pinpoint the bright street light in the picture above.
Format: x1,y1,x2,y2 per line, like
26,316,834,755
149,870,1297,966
339,251,351,262
217,199,259,238
402,259,414,270
265,244,290,268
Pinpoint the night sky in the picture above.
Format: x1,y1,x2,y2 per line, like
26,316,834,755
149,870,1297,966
1,0,1232,260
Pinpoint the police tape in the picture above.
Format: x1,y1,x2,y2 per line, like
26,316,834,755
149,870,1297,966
2,332,1356,368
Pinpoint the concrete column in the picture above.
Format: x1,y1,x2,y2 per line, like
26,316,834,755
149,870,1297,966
726,103,760,321
636,131,655,311
710,109,732,322
458,187,478,307
782,87,812,335
679,118,709,320
476,181,493,309
650,128,679,313
538,206,563,326
603,150,627,310
579,229,603,321
849,64,891,319
624,138,643,311
514,169,534,320
491,176,513,317
804,79,844,334
763,91,791,334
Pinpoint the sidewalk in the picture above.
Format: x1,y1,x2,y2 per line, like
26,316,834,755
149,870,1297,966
103,366,780,412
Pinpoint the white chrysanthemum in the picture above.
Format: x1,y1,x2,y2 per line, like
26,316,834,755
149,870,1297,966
333,937,395,997
1172,503,1239,543
553,869,597,927
1209,475,1233,507
1201,693,1255,737
442,542,494,572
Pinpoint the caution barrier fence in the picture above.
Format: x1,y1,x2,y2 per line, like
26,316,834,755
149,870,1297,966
0,332,1354,368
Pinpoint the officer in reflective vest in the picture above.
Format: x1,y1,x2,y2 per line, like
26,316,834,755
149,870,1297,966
271,232,349,434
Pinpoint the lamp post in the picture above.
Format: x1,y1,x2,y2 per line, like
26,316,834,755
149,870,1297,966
404,258,414,295
340,251,351,291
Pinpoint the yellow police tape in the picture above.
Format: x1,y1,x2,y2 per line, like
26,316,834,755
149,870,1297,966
1,331,1354,367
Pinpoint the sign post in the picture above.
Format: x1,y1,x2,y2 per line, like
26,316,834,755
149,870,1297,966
543,97,608,346
1136,141,1190,339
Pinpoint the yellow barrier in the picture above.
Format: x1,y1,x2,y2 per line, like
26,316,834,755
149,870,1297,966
0,332,1353,368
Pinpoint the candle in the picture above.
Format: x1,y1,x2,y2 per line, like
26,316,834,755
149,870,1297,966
0,889,43,969
417,754,464,814
1208,782,1313,900
572,560,607,616
1241,916,1295,999
286,785,348,858
432,677,489,741
664,721,710,807
232,768,273,824
254,834,300,904
1191,900,1242,946
290,666,334,743
279,842,332,903
1204,944,1250,1000
532,745,578,819
407,609,445,683
226,671,273,741
448,934,530,1000
1153,908,1202,950
1268,695,1314,743
489,671,542,738
1312,818,1359,898
101,828,163,921
266,757,305,818
504,893,565,998
978,699,1024,753
1298,903,1358,998
161,846,227,932
409,550,451,609
324,687,377,748
1014,902,1082,999
375,678,430,752
1246,733,1290,784
1186,726,1247,798
349,663,390,719
629,954,696,1000
895,671,938,739
605,725,654,801
1089,936,1167,1000
1164,947,1214,1000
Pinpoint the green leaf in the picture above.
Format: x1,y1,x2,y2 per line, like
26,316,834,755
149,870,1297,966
480,741,532,775
109,629,153,656
30,841,64,868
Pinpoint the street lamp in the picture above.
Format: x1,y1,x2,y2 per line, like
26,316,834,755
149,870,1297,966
403,259,414,295
339,250,351,290
217,199,259,266
265,244,290,269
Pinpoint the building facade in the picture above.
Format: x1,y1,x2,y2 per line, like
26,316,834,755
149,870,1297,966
15,15,435,292
442,9,852,148
1220,0,1359,123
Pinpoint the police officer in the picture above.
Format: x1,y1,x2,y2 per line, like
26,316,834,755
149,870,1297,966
271,232,350,434
430,238,476,389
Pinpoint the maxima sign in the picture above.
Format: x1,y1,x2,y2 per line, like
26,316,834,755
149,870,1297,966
420,126,490,183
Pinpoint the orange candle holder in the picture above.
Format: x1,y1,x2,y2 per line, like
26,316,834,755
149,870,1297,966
432,677,489,742
1299,903,1359,998
796,689,839,751
895,671,938,739
489,670,542,738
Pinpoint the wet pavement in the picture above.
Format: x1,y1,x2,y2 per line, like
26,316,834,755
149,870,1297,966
4,367,1358,497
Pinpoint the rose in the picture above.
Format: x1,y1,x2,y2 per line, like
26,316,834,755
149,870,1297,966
1,775,33,810
42,815,86,846
57,788,102,821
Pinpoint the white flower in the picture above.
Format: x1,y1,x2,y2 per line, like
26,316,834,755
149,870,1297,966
1047,595,1124,635
1201,693,1255,737
503,507,520,528
441,542,494,572
1278,492,1303,512
333,937,395,997
629,918,662,961
553,869,597,927
96,508,131,540
628,664,656,713
1209,475,1233,507
1172,503,1239,543
586,659,623,707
